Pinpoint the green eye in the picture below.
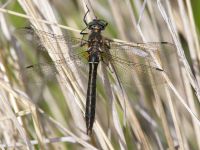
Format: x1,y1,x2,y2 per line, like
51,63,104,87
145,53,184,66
87,19,108,30
98,20,107,26
88,22,93,26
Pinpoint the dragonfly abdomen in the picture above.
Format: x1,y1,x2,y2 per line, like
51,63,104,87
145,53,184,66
85,53,99,135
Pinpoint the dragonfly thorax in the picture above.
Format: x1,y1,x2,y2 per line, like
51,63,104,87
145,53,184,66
88,32,103,45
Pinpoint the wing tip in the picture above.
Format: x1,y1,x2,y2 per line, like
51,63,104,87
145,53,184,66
156,68,164,71
26,65,34,69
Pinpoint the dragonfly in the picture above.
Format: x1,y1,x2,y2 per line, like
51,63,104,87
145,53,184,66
19,8,171,135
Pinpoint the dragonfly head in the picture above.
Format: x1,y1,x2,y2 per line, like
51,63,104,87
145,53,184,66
88,19,108,31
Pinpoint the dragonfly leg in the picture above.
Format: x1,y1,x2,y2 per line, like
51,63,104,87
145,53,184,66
83,5,90,26
107,41,111,49
80,4,90,36
80,26,88,35
80,5,91,35
104,38,111,49
80,27,88,45
80,36,88,46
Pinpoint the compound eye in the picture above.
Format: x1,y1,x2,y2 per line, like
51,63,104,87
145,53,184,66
99,20,107,26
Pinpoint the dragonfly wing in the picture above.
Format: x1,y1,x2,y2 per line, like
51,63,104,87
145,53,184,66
100,44,165,87
110,43,150,58
109,40,174,58
106,43,161,70
16,26,90,66
21,55,89,86
16,26,88,55
106,53,163,73
105,57,165,88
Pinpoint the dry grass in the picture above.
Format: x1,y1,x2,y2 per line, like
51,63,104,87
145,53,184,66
0,0,200,149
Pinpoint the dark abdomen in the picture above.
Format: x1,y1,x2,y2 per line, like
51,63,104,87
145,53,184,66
85,52,99,135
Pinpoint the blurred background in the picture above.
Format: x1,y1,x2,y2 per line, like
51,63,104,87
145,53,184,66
0,0,200,149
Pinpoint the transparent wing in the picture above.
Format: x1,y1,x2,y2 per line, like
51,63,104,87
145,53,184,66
101,40,167,72
17,26,90,86
109,40,174,58
20,55,89,86
101,53,166,88
100,41,169,87
16,26,88,55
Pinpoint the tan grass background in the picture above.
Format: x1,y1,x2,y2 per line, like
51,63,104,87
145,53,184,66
0,0,200,149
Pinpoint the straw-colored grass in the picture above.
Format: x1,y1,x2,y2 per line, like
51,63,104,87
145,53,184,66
0,0,200,149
